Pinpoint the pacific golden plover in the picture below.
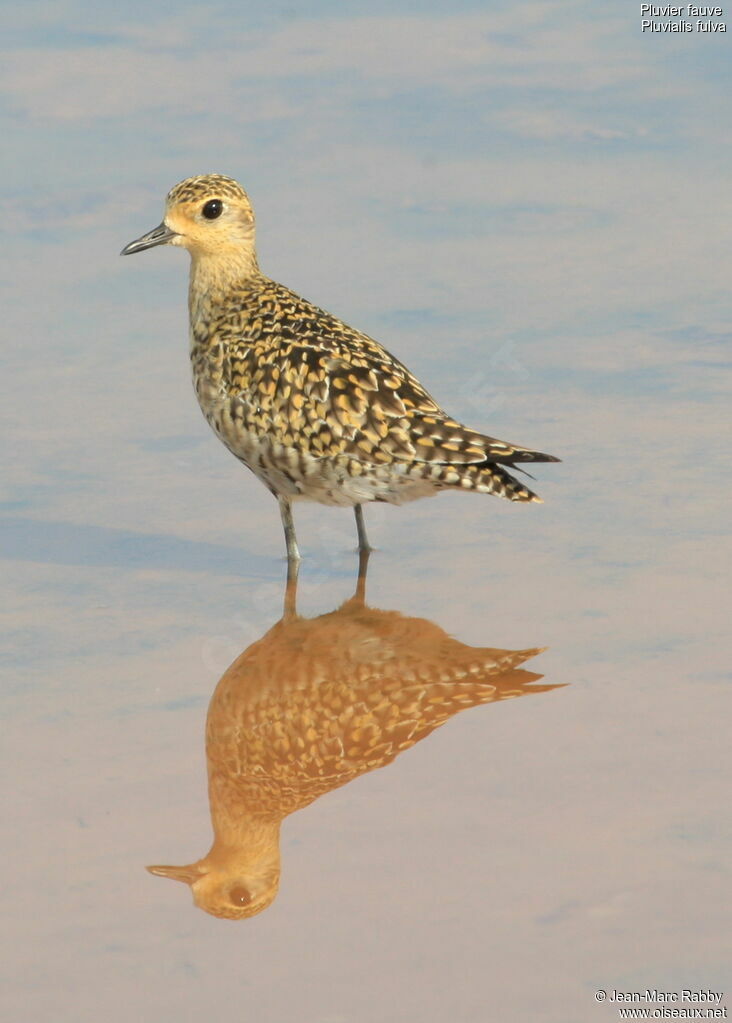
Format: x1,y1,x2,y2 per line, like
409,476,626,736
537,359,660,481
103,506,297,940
122,174,559,560
147,561,558,919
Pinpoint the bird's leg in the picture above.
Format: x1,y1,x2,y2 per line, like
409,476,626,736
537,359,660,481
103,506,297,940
354,546,371,606
283,555,300,621
353,504,372,553
278,498,301,562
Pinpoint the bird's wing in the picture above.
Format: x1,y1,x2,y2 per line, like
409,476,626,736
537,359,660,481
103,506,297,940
224,291,551,466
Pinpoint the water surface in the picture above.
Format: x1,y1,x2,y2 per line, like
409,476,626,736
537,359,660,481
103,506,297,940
2,3,730,1021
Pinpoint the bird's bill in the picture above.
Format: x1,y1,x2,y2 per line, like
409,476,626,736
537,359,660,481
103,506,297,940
146,863,202,884
120,222,178,255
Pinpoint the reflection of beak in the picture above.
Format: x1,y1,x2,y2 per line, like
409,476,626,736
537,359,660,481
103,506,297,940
120,222,178,256
146,863,202,885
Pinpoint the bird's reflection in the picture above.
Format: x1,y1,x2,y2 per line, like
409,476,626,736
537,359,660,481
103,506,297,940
148,555,561,919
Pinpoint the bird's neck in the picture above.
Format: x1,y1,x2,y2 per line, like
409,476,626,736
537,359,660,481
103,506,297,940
188,248,261,321
207,783,282,868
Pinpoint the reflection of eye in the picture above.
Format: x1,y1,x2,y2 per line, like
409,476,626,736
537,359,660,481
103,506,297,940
202,199,223,220
229,884,252,907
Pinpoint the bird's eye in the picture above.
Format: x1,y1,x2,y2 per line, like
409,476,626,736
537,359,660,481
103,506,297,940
229,884,252,907
202,199,224,220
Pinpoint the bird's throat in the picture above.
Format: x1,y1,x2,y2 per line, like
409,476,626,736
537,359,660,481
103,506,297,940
190,247,259,300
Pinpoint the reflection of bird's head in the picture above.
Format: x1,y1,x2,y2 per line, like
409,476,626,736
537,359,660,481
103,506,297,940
147,844,280,920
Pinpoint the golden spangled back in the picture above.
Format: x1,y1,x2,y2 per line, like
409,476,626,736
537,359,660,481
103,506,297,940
190,273,552,505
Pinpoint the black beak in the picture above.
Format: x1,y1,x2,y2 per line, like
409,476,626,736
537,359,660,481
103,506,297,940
120,222,179,256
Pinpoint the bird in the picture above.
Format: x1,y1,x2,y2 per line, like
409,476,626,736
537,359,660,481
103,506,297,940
121,174,559,560
146,557,561,919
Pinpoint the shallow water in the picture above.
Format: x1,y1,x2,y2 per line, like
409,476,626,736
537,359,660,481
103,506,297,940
3,3,731,1021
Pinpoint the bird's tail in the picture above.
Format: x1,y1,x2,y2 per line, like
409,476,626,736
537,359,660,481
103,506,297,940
480,437,560,466
404,414,559,503
461,460,544,503
456,432,559,502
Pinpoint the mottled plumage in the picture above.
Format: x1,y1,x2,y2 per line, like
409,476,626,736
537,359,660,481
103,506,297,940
147,563,560,919
122,174,559,558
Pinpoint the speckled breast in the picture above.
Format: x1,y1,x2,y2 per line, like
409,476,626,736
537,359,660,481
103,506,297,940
189,329,438,507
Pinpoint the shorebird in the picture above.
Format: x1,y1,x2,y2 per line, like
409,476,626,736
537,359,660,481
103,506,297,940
122,174,558,560
147,558,560,919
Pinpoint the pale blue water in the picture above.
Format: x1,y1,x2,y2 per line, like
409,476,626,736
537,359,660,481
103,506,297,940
2,3,730,1021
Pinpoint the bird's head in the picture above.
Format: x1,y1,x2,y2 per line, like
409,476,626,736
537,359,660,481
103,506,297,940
121,173,256,267
147,847,281,920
